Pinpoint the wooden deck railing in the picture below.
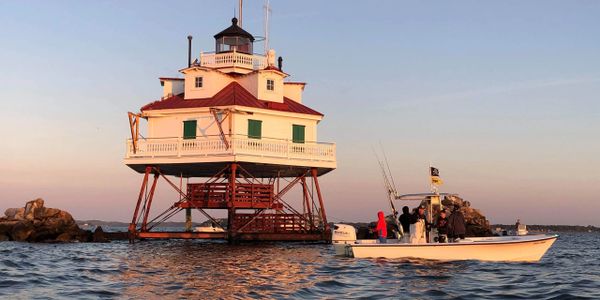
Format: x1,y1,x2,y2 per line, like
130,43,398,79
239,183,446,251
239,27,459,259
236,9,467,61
125,136,336,163
200,51,267,70
232,213,309,233
185,182,278,209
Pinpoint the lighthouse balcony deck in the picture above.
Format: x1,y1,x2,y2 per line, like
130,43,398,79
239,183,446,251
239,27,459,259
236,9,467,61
200,51,267,70
124,136,336,176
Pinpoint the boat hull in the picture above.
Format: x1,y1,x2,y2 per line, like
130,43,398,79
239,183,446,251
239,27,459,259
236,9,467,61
345,234,558,262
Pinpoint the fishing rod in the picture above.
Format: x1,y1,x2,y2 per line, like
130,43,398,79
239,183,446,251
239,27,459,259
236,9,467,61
373,146,403,239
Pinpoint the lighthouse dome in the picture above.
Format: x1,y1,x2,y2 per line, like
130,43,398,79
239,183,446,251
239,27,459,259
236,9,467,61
214,17,254,54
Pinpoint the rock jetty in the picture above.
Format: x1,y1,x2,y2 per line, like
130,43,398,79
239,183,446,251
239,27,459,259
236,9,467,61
441,195,492,237
0,198,93,242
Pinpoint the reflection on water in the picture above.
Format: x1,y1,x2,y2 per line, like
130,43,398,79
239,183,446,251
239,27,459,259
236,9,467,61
1,233,599,299
119,241,327,298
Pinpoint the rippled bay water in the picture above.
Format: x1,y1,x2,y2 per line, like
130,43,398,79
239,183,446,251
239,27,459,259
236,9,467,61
1,232,599,299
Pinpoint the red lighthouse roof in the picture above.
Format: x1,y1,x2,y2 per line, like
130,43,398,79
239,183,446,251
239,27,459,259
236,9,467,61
141,82,323,116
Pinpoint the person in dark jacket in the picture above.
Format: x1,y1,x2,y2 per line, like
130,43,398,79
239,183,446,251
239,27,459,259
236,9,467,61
435,210,449,243
399,206,411,234
447,204,466,242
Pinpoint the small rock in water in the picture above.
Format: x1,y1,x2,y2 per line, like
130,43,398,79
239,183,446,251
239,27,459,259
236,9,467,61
93,226,109,243
55,232,74,242
11,221,35,241
0,220,19,234
40,208,61,219
4,208,20,219
4,207,25,220
23,198,44,221
0,198,88,243
0,233,9,242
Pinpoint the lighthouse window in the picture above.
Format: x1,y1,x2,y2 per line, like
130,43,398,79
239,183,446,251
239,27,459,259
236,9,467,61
266,79,274,91
183,120,197,139
292,125,305,144
195,76,203,88
248,119,262,139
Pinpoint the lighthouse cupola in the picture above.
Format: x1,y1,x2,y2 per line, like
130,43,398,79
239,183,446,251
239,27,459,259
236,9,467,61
214,17,254,54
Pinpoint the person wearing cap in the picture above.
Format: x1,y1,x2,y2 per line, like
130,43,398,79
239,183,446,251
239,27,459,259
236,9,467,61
435,210,449,243
409,205,428,244
410,205,427,222
448,204,466,242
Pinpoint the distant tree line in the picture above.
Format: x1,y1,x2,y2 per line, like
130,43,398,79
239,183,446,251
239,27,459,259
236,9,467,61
493,224,599,232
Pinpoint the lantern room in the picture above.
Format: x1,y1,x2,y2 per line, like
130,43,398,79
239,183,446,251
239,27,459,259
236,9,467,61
214,17,254,54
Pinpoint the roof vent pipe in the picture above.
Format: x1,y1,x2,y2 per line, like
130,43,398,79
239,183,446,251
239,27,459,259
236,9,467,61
187,35,193,68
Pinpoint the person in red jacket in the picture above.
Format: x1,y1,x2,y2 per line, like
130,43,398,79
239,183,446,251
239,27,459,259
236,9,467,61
374,211,388,243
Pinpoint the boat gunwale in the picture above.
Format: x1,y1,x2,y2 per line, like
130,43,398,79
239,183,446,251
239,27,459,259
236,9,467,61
348,234,558,248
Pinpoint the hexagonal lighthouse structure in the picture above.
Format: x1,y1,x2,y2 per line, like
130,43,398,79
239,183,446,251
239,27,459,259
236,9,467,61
124,18,336,242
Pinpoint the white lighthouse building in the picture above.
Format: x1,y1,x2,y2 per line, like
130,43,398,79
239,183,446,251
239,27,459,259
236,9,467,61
125,17,336,242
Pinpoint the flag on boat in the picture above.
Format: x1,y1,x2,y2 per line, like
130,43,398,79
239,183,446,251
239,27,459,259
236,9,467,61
430,167,443,186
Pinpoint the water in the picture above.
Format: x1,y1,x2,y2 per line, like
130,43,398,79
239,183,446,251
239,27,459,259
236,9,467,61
1,233,599,299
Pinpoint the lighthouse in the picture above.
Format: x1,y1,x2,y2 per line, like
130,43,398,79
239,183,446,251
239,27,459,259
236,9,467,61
124,17,336,242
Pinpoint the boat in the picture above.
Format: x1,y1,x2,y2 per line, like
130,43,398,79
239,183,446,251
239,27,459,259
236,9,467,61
332,164,558,262
194,224,225,233
514,219,529,236
333,224,558,261
516,224,529,236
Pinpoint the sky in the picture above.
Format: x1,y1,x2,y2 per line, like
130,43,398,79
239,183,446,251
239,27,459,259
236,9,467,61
1,1,599,226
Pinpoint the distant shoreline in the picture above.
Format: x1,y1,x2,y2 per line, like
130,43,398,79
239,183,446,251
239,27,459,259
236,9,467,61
76,220,205,229
492,224,599,233
76,220,599,232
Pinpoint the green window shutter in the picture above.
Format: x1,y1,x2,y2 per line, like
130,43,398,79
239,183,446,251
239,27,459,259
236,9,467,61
248,119,262,139
183,120,197,139
292,125,305,143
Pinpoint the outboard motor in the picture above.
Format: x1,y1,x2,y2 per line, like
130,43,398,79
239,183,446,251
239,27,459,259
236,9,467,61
332,224,357,256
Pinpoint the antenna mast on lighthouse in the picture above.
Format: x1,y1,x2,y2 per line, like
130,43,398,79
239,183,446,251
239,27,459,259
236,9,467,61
263,0,271,54
238,0,243,27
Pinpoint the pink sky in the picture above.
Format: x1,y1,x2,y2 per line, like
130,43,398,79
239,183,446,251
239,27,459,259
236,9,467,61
1,1,599,226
